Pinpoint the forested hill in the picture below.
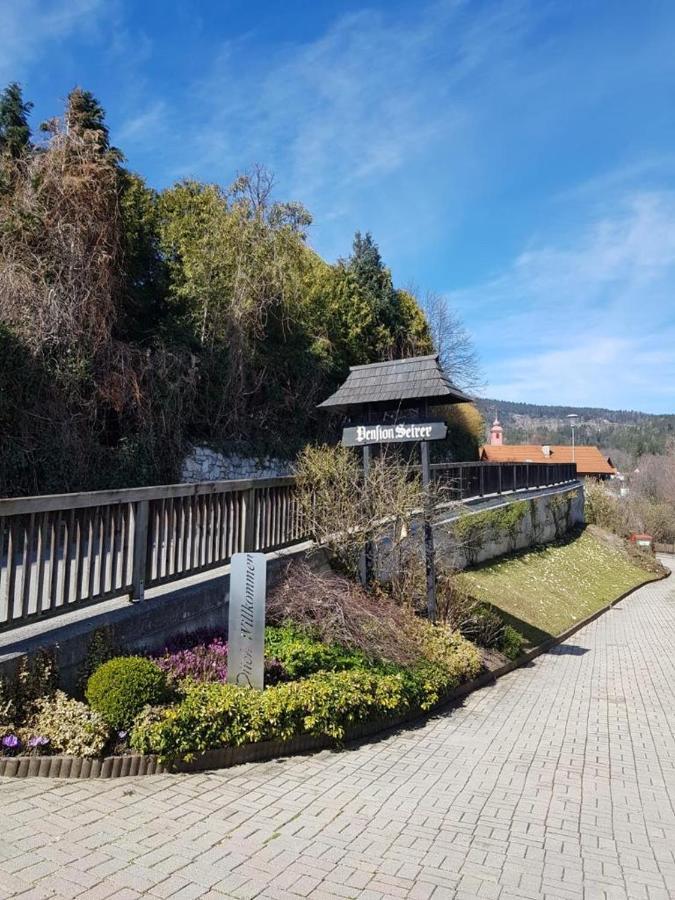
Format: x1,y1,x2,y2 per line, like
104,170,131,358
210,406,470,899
475,398,675,460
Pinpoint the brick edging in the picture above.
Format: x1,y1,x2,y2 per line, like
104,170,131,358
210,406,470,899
1,570,668,779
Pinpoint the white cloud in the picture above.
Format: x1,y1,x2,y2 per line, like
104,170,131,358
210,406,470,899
116,101,167,144
163,0,539,259
0,0,105,80
450,190,675,410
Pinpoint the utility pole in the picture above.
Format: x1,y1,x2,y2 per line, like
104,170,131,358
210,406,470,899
567,414,579,464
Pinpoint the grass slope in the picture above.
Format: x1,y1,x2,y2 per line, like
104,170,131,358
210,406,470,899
458,527,662,646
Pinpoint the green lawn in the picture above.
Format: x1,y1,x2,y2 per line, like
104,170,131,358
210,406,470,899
458,528,662,647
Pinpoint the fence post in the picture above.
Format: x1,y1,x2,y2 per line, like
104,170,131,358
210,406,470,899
131,500,149,602
479,465,484,497
244,486,257,552
497,465,502,495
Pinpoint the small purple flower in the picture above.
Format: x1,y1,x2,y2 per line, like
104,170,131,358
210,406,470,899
27,736,49,748
2,734,20,751
117,731,128,740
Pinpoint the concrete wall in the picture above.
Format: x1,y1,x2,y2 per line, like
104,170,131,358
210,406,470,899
433,483,585,570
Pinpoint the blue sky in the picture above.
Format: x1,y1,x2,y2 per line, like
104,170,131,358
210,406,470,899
2,0,675,413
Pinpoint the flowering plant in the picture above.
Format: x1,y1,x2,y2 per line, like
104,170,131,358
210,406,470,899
1,734,20,755
155,638,229,685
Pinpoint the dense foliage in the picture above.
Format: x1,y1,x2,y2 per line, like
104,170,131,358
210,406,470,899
86,657,171,730
0,83,488,496
30,692,109,759
130,627,481,760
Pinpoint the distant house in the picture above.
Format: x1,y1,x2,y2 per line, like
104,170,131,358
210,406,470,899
480,443,616,478
481,418,616,478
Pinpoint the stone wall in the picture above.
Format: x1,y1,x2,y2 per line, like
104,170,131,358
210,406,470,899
181,446,292,482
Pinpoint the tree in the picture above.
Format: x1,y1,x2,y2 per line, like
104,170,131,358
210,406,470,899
423,290,484,392
64,87,122,162
0,82,32,158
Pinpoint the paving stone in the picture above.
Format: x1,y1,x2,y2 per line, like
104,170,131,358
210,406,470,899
1,572,675,899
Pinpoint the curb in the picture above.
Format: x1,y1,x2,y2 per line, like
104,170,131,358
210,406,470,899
0,570,668,779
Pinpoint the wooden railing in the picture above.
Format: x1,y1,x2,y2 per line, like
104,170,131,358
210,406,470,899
0,462,577,632
431,461,577,501
0,478,303,631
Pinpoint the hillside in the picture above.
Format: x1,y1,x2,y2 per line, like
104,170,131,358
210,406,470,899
458,527,665,647
475,398,675,460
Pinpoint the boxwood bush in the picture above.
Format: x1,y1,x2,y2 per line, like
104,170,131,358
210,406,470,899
86,657,171,730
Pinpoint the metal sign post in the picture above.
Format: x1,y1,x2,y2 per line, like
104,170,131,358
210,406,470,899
227,552,266,690
420,441,437,623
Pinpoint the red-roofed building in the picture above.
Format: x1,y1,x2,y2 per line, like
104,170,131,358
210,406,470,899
480,443,616,478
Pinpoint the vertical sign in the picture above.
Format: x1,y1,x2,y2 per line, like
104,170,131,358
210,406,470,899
227,552,266,690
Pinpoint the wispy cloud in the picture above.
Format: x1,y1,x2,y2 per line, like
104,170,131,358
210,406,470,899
116,101,167,145
450,190,675,410
0,0,105,80
160,0,539,259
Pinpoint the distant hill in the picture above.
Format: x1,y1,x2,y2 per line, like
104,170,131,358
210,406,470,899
474,398,675,461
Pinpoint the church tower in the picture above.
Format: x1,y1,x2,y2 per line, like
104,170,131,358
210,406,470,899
489,416,503,446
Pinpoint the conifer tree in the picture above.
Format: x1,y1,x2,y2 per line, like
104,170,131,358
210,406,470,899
0,82,32,158
65,87,122,161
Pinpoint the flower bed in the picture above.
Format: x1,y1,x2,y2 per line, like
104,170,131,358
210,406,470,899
0,621,481,767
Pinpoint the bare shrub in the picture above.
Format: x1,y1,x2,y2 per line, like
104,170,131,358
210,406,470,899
295,444,428,579
267,562,426,666
435,570,481,630
0,130,121,355
584,479,629,536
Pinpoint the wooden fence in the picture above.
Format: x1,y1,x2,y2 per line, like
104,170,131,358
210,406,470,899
0,462,577,632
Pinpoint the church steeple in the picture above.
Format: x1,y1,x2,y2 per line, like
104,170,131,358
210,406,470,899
489,415,503,446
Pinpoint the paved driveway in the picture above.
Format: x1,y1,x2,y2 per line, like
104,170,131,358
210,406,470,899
1,572,674,900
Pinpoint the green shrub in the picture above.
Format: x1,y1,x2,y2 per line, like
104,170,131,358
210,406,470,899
31,691,109,758
86,657,170,730
500,626,525,660
264,625,369,678
131,669,409,760
584,480,627,535
130,628,483,762
77,628,118,696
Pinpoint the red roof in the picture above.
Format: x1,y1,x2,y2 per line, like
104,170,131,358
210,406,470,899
480,444,616,476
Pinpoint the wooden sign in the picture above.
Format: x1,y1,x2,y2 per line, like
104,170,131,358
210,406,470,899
342,420,447,447
227,552,266,690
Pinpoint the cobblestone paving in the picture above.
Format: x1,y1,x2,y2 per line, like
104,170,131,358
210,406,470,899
1,573,674,900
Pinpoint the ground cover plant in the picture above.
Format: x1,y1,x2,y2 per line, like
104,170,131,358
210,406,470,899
457,526,665,646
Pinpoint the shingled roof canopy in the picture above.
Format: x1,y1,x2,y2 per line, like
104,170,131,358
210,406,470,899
318,354,472,413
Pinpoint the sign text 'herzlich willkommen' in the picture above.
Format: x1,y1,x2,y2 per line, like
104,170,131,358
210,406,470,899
227,552,266,690
342,420,448,447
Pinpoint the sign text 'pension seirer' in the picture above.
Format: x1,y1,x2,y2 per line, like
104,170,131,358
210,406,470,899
342,421,447,447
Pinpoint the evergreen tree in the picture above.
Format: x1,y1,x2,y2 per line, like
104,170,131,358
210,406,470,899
0,82,32,158
347,231,394,314
65,87,122,161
